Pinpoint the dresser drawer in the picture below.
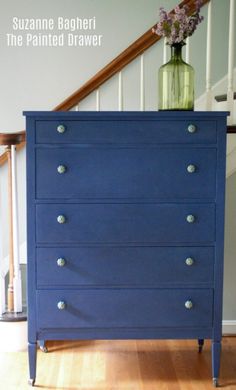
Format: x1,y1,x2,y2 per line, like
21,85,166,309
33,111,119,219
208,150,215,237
36,203,215,244
35,119,216,144
36,147,216,200
36,289,213,329
36,247,214,287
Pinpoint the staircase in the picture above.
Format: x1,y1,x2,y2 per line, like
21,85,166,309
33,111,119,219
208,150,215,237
0,0,235,335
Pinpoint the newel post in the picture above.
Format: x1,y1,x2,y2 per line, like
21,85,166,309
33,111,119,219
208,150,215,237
0,131,25,314
6,145,14,311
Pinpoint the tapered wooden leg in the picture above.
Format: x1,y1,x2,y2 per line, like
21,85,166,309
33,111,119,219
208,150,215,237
212,340,221,387
38,339,48,353
28,342,37,386
198,338,204,353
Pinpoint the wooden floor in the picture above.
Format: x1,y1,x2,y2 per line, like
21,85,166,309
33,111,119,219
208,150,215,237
1,338,236,389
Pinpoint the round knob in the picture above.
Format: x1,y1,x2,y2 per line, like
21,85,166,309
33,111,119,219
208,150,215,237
186,214,195,223
187,164,196,173
57,215,66,224
57,301,66,310
57,124,66,134
185,300,193,309
57,258,66,267
185,257,194,266
187,124,197,133
57,165,67,174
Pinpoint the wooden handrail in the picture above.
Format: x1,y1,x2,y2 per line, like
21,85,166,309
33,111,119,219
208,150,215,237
0,131,25,146
3,0,236,169
0,132,25,166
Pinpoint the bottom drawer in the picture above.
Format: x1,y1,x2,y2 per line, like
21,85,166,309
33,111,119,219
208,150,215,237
37,289,213,329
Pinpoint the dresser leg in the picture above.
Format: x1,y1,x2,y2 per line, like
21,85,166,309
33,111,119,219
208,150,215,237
212,340,221,387
198,338,204,353
28,342,37,386
38,339,48,353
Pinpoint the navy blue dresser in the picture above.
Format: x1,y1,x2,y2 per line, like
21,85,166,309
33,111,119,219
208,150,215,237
24,111,227,387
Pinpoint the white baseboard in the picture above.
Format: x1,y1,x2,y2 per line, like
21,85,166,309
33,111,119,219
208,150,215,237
222,320,236,335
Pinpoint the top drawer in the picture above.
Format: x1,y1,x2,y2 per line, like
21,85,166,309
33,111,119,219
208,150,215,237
35,120,217,144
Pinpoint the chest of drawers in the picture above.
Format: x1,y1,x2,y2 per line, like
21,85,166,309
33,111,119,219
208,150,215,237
25,111,227,387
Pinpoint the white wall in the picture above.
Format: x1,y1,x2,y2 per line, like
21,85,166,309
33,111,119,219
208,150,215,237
0,0,178,131
224,172,236,321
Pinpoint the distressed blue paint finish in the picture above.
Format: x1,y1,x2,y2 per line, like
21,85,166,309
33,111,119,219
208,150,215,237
36,289,213,329
36,203,216,244
34,118,217,144
36,147,217,200
36,246,214,288
24,111,227,385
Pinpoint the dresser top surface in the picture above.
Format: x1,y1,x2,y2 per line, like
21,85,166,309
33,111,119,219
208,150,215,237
23,111,229,119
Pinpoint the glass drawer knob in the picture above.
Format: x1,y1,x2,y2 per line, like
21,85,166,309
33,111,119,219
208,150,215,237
57,258,66,267
57,165,67,174
187,124,197,133
185,300,193,309
185,257,194,266
57,301,66,310
57,124,66,134
187,164,196,173
57,215,66,224
186,214,195,223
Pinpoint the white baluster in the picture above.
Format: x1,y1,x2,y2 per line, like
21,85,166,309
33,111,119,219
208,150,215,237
118,71,123,111
227,0,235,125
206,1,213,110
11,145,22,313
96,89,100,111
185,37,190,63
0,180,5,315
0,274,6,315
163,37,167,64
6,145,14,312
140,54,145,111
75,104,79,111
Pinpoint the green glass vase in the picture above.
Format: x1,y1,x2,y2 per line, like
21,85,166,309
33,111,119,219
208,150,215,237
158,43,194,110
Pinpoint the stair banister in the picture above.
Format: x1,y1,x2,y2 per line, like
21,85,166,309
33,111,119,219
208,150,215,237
118,71,123,111
11,145,22,313
6,144,14,312
0,132,25,314
185,37,190,63
96,89,100,111
163,37,167,64
140,54,145,111
227,0,235,125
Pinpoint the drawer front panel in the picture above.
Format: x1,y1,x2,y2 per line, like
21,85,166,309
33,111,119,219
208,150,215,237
37,247,214,287
36,203,215,244
36,147,216,199
36,289,213,329
35,120,216,144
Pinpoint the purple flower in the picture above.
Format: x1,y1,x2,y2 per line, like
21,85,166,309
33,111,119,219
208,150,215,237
153,0,204,44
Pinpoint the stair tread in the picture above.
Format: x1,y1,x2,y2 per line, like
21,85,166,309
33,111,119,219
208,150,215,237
215,92,236,102
227,125,236,133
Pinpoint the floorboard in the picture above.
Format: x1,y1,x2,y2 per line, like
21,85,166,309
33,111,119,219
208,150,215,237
0,337,236,389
